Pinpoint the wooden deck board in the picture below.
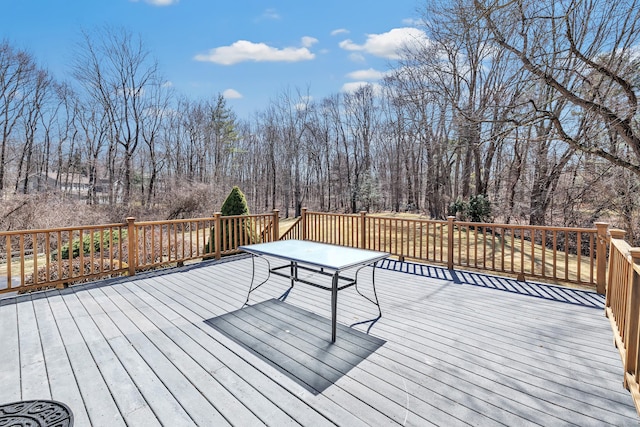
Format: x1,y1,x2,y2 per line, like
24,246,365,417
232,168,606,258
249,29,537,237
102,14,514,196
61,287,162,427
45,292,128,426
0,298,21,404
30,294,92,427
113,284,289,427
0,255,637,426
131,277,351,427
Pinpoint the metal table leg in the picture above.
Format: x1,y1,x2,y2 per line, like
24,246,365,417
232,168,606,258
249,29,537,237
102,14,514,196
290,261,297,288
331,271,338,342
243,254,271,306
354,261,382,318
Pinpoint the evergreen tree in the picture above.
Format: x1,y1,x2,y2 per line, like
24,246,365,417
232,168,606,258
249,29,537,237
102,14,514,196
205,186,253,256
221,186,249,216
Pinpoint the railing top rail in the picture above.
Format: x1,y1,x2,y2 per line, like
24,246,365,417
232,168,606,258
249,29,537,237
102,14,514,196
304,211,597,232
367,216,448,223
134,213,273,226
0,222,127,237
306,211,447,223
453,221,598,233
305,212,358,218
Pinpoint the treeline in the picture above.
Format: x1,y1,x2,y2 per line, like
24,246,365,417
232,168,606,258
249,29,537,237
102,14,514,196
2,0,640,243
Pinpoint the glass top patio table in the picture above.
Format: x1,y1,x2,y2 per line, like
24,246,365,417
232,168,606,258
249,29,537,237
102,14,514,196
239,240,389,342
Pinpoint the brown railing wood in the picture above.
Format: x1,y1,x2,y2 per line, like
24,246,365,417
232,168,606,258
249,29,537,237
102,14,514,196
0,223,130,294
0,211,280,294
279,217,303,240
288,210,604,290
605,229,640,416
132,212,277,270
0,209,608,295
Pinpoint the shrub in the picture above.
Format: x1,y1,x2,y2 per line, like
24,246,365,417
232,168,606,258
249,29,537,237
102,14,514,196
205,186,256,256
448,194,492,223
53,230,123,261
221,186,250,216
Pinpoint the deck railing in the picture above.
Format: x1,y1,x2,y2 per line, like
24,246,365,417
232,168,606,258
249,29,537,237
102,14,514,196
0,211,279,294
0,208,608,295
280,209,608,292
1,222,130,292
605,230,640,415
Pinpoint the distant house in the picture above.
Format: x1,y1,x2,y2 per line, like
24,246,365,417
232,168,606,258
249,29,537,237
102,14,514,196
15,171,111,202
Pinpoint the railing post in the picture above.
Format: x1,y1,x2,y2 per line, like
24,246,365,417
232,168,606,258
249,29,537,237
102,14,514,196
360,211,367,249
214,212,222,260
272,209,280,241
624,248,640,389
447,216,455,270
595,222,610,294
301,207,307,241
126,217,136,277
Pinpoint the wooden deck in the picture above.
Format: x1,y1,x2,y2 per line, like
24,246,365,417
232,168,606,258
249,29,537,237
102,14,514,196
0,255,637,426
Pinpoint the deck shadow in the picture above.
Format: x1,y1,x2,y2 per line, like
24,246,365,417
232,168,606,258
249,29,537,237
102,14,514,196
204,298,385,395
379,258,605,309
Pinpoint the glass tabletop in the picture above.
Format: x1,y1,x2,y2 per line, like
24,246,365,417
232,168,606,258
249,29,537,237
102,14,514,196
239,240,389,271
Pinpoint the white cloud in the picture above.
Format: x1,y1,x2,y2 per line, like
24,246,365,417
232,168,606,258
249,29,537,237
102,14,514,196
331,28,349,36
162,81,173,88
341,81,382,94
339,27,428,60
194,38,315,65
258,8,281,21
349,53,366,62
223,89,243,99
301,36,318,48
402,18,422,26
346,68,386,81
130,0,179,6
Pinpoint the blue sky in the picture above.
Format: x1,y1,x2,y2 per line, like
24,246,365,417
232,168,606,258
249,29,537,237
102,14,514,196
1,0,425,118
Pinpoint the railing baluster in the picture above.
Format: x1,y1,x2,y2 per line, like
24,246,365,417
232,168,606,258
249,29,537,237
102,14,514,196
530,229,535,275
577,232,582,283
541,230,547,278
173,222,179,259
45,232,51,283
564,232,569,281
32,232,38,285
6,235,12,289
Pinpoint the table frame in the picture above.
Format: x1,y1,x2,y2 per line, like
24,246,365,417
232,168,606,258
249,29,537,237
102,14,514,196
239,240,389,342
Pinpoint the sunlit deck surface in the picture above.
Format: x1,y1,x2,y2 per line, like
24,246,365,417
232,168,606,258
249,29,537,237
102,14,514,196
1,255,638,426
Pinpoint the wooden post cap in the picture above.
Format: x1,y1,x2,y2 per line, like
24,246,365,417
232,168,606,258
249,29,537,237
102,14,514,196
630,248,640,262
609,229,627,239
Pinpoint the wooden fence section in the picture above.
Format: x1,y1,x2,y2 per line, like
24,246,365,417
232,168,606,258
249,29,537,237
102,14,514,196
605,230,640,416
0,223,129,294
132,212,278,271
283,209,608,292
0,208,609,294
452,221,606,286
0,211,279,294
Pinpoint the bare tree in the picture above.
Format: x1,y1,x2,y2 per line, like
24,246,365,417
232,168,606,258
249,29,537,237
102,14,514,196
474,0,640,176
14,69,52,194
140,79,172,206
0,41,38,194
73,27,162,203
344,85,380,212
